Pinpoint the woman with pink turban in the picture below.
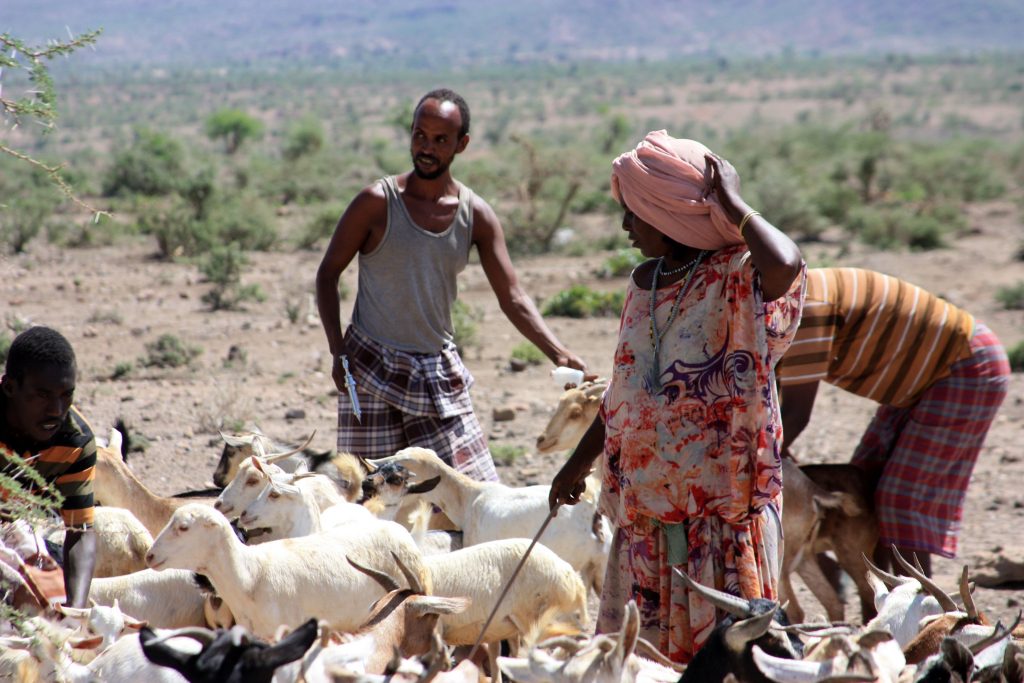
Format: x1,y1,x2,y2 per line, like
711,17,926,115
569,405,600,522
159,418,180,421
550,131,806,663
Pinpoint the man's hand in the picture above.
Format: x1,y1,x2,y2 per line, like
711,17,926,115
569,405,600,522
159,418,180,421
331,355,347,394
555,352,598,384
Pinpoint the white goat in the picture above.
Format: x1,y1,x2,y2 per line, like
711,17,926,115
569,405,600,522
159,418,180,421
88,568,211,629
237,474,372,541
214,456,343,518
146,503,429,639
862,551,952,649
372,447,611,595
498,601,680,683
42,506,154,579
424,538,589,647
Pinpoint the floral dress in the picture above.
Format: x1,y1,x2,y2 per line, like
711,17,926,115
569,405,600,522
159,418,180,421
596,245,805,663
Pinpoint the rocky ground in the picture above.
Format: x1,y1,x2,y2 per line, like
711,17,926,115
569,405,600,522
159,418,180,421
3,199,1022,626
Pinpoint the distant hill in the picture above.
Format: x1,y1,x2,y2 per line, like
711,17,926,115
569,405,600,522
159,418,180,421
5,0,1024,70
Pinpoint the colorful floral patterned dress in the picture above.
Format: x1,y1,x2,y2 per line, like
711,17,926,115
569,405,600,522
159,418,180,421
596,245,805,663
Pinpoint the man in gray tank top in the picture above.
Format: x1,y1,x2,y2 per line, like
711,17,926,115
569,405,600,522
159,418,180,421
316,88,589,482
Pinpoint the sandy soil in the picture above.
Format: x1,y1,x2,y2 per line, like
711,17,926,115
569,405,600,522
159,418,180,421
2,198,1022,626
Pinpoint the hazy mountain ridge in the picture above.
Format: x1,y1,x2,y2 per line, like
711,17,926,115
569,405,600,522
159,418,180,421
5,0,1023,69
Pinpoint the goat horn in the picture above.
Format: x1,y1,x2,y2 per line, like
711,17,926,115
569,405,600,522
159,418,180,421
960,565,978,620
673,567,753,617
355,453,379,474
966,614,1015,655
890,545,958,612
537,636,586,654
144,627,218,647
861,553,912,588
346,556,400,593
389,550,424,595
634,637,686,672
265,431,317,463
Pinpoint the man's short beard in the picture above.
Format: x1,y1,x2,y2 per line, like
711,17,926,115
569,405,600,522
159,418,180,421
412,153,449,180
413,164,446,180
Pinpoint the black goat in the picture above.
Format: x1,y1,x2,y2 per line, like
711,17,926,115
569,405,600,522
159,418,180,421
674,568,800,683
140,618,318,683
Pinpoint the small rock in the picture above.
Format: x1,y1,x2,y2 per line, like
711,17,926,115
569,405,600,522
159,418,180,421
492,407,516,422
285,408,306,420
509,358,529,372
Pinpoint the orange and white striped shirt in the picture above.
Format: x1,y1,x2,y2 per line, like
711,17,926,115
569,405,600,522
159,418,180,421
776,268,974,407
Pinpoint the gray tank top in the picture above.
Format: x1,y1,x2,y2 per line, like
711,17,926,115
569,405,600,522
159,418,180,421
351,175,474,353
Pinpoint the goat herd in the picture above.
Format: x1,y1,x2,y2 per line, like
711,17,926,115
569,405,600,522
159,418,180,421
1,380,1021,682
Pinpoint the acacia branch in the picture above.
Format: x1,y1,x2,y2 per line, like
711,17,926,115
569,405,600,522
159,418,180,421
0,142,110,220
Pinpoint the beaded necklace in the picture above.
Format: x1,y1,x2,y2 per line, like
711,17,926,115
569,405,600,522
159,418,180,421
646,251,707,393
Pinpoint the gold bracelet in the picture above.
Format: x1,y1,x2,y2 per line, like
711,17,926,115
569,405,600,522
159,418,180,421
738,210,761,236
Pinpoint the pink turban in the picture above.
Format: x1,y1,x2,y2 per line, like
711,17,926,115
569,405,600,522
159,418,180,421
610,131,744,250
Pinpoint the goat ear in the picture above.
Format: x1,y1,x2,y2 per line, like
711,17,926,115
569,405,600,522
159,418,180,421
724,608,777,653
69,635,104,650
615,600,640,663
220,432,252,448
251,457,265,473
248,618,318,670
140,626,201,675
407,476,441,494
409,596,470,616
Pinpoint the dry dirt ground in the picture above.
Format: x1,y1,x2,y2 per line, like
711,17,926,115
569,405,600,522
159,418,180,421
3,199,1023,627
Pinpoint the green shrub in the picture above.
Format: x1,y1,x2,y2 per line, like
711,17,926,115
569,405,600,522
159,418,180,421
111,361,133,380
205,108,263,154
205,194,278,251
451,299,482,352
283,116,325,161
510,342,546,366
490,444,527,466
1008,341,1024,372
542,285,624,318
745,163,827,241
200,243,266,311
996,281,1024,310
142,334,201,368
103,128,186,196
597,249,645,278
297,205,343,250
138,198,214,258
0,158,62,254
845,203,958,251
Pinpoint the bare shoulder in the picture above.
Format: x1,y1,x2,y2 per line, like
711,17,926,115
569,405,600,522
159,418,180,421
339,181,388,228
469,192,499,226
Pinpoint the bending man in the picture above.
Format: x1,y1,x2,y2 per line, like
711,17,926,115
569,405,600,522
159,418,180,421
777,267,1010,575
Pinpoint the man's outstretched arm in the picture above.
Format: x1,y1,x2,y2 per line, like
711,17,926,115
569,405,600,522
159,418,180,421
472,199,589,374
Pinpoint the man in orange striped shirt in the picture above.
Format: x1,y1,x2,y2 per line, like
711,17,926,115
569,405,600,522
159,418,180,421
777,268,1010,575
1,327,96,607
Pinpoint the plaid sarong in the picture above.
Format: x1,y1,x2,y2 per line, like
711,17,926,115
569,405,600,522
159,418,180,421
337,326,498,482
851,323,1009,557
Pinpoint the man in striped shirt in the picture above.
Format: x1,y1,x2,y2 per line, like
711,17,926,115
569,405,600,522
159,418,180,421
777,268,1010,575
1,326,96,607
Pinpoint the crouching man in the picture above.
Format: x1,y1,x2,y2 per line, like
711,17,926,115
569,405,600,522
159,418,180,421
1,326,96,607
